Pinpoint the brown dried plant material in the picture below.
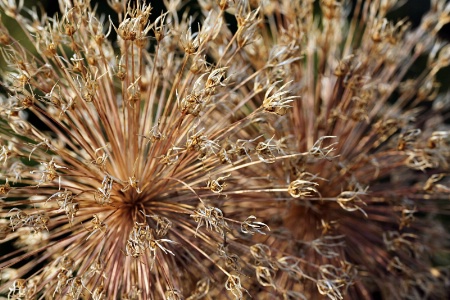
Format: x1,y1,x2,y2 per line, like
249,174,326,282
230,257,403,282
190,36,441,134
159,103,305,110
0,0,449,299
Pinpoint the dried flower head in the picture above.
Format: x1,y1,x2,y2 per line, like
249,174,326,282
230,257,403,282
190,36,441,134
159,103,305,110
0,0,449,299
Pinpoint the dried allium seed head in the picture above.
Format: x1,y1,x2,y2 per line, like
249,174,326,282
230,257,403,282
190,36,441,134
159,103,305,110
0,0,449,300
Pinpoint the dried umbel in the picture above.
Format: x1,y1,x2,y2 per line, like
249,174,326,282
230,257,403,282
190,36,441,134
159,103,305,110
0,0,449,299
224,0,450,299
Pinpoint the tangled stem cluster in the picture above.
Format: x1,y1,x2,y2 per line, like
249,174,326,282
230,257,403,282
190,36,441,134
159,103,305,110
0,0,449,299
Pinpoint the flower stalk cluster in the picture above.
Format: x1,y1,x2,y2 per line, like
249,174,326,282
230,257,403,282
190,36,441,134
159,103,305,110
0,0,449,299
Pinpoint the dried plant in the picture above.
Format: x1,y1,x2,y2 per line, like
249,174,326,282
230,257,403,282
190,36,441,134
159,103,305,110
0,0,449,299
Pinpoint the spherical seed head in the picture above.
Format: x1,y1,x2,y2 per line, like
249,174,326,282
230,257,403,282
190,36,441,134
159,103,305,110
0,0,449,300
